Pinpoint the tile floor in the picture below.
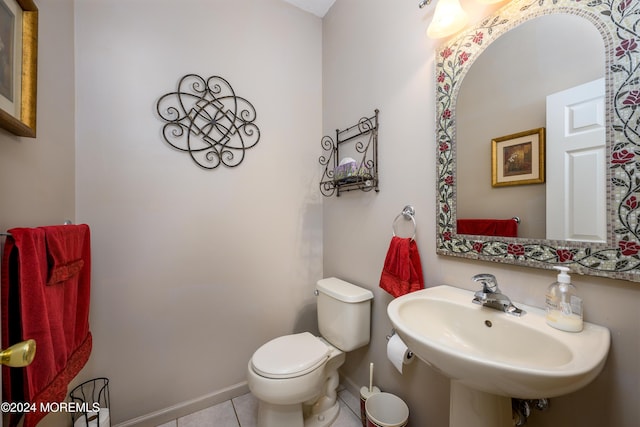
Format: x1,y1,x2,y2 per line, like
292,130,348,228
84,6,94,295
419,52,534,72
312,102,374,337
156,387,363,427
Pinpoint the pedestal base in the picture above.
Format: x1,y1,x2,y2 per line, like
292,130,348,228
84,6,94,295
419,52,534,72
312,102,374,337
449,381,512,427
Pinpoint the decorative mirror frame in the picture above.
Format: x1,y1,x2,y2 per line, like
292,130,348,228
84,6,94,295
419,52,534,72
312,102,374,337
435,0,640,282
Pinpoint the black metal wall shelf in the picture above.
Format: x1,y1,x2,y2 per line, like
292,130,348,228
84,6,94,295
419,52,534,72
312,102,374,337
319,109,379,197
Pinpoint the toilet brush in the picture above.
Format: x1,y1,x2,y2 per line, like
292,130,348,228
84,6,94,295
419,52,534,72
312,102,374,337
360,363,380,426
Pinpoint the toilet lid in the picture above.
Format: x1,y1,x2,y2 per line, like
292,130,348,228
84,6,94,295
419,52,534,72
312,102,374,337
251,332,330,379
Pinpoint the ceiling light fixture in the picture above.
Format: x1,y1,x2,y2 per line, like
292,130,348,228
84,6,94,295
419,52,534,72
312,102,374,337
426,0,469,39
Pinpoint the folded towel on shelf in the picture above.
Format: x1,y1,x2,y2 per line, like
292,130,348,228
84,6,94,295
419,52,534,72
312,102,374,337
457,218,518,237
379,236,424,298
1,225,92,427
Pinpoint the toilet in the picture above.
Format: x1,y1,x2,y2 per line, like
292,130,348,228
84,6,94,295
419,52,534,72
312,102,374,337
247,277,374,427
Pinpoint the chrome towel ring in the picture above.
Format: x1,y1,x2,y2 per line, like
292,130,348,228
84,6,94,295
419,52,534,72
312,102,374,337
392,205,417,240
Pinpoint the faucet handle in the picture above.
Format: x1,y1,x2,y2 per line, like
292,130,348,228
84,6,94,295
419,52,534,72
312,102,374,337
472,273,498,293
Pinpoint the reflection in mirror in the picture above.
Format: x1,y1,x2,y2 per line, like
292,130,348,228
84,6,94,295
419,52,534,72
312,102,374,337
456,15,605,240
435,0,640,282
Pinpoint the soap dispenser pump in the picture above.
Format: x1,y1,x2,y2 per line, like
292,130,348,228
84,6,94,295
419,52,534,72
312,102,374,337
545,266,583,332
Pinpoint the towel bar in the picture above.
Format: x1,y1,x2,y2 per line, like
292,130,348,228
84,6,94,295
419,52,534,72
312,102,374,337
1,220,74,237
392,205,417,240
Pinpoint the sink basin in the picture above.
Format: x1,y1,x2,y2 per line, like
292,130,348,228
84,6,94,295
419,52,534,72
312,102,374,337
387,285,610,399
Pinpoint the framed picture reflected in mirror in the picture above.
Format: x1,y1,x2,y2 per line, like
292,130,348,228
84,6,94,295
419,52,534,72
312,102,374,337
491,127,545,187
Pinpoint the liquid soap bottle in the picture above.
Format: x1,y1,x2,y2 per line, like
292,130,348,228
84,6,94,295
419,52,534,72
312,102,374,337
545,266,583,332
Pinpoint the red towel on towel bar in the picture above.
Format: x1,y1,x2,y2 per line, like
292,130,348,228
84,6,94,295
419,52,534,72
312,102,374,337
457,219,518,237
379,236,424,298
1,225,92,427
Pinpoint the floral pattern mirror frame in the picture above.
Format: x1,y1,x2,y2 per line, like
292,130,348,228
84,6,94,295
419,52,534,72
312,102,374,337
436,0,640,282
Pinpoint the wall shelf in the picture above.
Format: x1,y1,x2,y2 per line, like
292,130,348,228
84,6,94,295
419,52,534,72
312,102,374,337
319,109,379,197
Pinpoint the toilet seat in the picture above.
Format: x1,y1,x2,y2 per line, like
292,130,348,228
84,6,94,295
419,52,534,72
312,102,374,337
251,332,330,379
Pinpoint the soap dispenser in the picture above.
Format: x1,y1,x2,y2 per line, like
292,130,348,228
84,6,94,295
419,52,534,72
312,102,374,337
545,266,583,332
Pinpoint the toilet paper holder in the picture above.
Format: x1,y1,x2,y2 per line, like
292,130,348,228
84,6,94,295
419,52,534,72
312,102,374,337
386,329,413,359
385,328,396,341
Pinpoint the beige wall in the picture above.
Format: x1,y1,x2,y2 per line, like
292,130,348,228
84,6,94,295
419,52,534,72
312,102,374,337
323,1,639,427
0,0,75,230
73,0,323,424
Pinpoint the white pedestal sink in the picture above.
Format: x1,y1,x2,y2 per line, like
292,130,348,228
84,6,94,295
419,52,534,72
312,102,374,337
387,285,610,427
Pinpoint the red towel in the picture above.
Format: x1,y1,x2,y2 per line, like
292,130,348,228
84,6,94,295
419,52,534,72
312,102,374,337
379,236,424,298
457,219,518,237
1,225,92,427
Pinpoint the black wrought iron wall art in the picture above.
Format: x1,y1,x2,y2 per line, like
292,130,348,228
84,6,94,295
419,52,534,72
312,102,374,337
156,74,260,170
319,109,379,197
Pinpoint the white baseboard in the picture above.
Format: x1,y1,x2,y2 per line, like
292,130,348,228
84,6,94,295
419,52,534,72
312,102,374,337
113,381,249,427
340,375,358,395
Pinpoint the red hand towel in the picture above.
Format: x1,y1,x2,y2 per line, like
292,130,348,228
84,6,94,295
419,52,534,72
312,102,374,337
379,236,424,298
457,219,518,237
493,220,518,237
1,225,92,427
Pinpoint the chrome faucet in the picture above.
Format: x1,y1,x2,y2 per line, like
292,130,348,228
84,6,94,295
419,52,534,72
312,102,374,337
471,274,524,316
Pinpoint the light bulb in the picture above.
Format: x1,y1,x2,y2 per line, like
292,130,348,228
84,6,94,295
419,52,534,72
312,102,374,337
427,0,469,39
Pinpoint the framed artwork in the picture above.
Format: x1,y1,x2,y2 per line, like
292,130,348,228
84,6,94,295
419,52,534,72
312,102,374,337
491,127,545,187
0,0,37,137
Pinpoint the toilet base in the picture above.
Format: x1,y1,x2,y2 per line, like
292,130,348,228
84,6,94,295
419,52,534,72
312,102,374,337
304,401,340,427
257,402,303,427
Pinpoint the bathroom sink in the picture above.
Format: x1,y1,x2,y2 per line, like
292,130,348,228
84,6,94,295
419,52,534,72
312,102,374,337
387,285,610,399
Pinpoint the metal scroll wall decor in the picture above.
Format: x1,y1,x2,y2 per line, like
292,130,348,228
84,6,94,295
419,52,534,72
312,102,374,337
156,74,260,170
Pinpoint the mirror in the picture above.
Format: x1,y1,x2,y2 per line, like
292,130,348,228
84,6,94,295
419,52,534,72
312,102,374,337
435,0,640,282
456,15,605,240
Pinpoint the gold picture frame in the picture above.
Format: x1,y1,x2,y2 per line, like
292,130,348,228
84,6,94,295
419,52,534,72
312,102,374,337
0,0,37,137
491,127,545,187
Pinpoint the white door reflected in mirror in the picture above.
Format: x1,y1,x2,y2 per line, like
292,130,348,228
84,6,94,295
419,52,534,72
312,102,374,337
546,78,606,242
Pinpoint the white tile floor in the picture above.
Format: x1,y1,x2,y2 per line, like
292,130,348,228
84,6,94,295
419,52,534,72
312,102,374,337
155,387,363,427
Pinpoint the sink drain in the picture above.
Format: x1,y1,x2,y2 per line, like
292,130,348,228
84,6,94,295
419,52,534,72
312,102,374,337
484,320,492,327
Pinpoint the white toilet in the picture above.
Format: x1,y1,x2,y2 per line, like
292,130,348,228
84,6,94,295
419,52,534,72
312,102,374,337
247,277,374,427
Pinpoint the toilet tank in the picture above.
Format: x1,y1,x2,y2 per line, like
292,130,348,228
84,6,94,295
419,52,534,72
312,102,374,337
316,278,374,352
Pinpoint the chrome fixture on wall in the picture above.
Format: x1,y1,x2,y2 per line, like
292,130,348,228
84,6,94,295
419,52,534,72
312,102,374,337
156,74,260,170
392,205,417,240
471,273,524,316
512,398,550,426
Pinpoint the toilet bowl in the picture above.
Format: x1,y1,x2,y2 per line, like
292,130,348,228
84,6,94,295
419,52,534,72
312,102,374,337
247,278,373,427
247,334,346,427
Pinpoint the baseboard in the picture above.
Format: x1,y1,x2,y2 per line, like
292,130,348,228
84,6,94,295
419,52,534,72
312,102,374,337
113,381,249,427
340,373,361,398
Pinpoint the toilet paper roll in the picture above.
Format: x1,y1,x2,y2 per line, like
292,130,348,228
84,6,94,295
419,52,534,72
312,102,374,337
386,334,413,374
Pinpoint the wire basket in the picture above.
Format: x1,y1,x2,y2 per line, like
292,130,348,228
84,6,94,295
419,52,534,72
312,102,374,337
69,377,111,427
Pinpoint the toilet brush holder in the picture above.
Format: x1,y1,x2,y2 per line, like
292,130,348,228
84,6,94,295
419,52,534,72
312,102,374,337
359,362,380,426
360,386,381,427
